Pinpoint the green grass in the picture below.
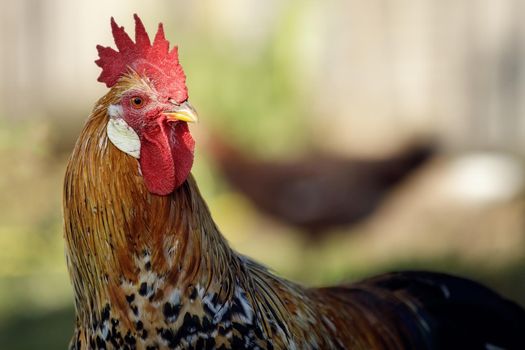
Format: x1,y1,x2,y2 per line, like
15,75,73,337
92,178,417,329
0,306,74,350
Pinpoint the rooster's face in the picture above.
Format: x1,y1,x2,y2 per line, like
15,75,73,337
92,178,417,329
95,15,197,196
106,76,198,196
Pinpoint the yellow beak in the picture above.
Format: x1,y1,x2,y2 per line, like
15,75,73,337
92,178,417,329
163,101,199,123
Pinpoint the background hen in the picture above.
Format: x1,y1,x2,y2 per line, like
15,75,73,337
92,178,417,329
207,134,434,240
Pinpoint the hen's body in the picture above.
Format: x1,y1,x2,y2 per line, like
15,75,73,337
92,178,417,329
208,136,434,238
64,91,525,350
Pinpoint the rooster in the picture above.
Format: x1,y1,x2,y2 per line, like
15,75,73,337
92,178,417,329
63,15,525,350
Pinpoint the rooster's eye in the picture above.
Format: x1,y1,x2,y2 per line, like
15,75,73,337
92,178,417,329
130,96,145,109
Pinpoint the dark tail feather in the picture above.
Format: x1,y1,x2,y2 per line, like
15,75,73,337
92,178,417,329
351,271,525,350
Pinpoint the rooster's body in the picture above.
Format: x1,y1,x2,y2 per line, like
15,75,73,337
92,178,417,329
64,15,525,350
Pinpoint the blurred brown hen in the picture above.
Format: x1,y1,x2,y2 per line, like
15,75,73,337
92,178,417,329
208,135,434,238
63,15,525,350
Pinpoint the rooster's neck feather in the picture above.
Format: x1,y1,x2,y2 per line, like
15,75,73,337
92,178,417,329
64,89,233,321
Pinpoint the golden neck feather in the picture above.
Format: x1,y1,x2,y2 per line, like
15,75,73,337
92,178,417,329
63,86,233,326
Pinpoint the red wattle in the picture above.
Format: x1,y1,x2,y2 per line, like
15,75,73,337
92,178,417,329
139,120,194,196
169,123,195,189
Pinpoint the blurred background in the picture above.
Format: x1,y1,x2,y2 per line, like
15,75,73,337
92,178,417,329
1,0,525,348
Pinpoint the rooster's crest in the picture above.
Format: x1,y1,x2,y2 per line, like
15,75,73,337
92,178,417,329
95,14,188,103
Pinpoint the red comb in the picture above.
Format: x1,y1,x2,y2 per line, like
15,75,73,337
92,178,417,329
95,14,188,103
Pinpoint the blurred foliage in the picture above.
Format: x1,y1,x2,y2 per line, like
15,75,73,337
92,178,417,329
181,6,310,157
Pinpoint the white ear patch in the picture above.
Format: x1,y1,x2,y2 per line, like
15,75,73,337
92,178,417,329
106,104,141,159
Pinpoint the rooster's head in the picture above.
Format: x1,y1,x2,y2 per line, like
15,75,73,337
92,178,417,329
95,14,197,196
